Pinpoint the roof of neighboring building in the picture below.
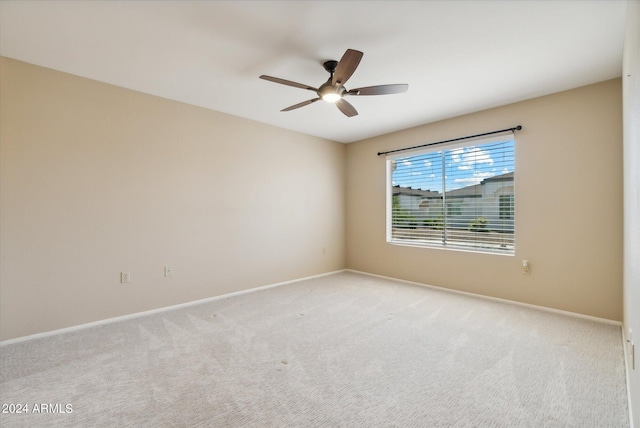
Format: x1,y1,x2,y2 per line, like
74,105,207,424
393,171,514,199
392,185,441,198
481,171,514,184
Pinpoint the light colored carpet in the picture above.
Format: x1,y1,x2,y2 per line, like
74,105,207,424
0,271,629,427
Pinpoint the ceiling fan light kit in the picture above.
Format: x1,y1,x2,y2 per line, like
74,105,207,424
260,49,408,117
318,81,343,103
321,93,341,103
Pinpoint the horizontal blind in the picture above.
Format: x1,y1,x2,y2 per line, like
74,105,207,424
388,137,515,254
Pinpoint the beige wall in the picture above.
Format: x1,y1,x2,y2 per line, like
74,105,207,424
346,79,623,321
0,57,346,341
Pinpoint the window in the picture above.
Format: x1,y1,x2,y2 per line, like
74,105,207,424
386,136,515,254
499,194,514,220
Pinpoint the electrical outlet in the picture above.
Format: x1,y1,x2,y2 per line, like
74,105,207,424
164,266,173,277
120,271,131,283
522,260,530,274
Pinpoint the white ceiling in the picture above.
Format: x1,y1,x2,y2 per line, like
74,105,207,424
0,1,627,143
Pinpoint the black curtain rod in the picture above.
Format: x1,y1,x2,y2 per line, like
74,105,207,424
377,125,522,156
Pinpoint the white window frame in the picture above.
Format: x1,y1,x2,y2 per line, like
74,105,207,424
385,134,516,255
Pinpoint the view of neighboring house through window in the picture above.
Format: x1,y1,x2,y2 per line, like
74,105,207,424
386,136,515,254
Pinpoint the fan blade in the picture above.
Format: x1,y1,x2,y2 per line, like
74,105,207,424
336,98,358,117
346,84,409,96
332,49,363,86
281,98,320,112
260,75,317,92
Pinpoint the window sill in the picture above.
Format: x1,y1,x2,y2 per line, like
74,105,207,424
387,239,515,256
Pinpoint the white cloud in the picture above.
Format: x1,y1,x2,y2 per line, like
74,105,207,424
465,147,493,165
402,159,412,167
454,147,494,171
451,148,463,163
424,159,432,167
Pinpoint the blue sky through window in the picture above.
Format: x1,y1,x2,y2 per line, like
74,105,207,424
391,139,514,193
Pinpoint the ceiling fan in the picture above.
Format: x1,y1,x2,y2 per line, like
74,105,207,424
259,49,408,117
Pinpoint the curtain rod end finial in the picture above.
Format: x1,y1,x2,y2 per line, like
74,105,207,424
516,125,522,131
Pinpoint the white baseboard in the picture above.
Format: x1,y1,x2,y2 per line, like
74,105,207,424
0,269,347,346
346,269,623,326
